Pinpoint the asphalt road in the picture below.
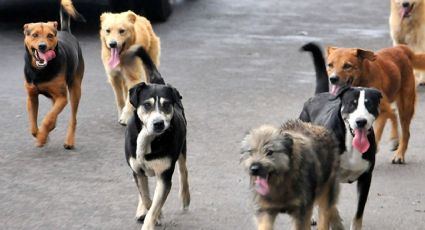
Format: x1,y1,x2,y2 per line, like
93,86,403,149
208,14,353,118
1,0,425,229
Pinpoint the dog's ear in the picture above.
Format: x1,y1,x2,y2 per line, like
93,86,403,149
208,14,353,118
356,49,376,61
100,12,109,22
48,21,58,30
23,23,31,36
368,87,383,103
326,46,338,56
166,84,183,103
129,82,147,107
127,11,137,24
280,133,294,154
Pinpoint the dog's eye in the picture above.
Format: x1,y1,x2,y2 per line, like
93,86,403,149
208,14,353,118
119,29,125,34
47,33,54,39
105,29,110,33
32,33,38,38
265,150,273,156
327,63,333,68
142,103,152,110
343,63,352,70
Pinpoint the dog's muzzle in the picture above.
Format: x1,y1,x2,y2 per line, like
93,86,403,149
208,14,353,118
153,120,165,133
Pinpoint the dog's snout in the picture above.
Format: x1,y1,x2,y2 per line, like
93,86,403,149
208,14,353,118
153,120,165,132
355,118,367,128
109,40,117,48
329,76,339,84
249,163,262,176
38,43,47,52
402,2,410,8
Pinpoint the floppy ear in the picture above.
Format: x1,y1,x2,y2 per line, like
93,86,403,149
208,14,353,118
166,84,183,103
280,133,294,154
356,49,376,61
369,88,383,103
129,82,147,107
100,13,109,22
326,46,337,56
127,11,137,24
23,23,31,35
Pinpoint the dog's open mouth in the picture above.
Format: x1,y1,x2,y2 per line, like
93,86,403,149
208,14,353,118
351,127,370,154
108,43,125,69
330,84,341,96
400,3,415,18
254,175,270,196
32,49,56,68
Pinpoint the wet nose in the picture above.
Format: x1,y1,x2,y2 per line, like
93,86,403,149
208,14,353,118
38,43,47,52
329,75,339,84
249,163,262,176
356,118,367,128
402,2,410,8
109,40,117,48
153,120,165,132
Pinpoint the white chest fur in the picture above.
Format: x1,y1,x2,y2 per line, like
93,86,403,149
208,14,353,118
129,128,171,177
339,130,370,183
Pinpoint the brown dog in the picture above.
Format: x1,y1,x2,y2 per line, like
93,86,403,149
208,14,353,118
99,11,160,125
326,45,425,163
23,0,85,148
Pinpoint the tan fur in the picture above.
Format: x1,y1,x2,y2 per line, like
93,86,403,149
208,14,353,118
99,11,160,125
61,0,79,19
326,45,422,163
390,0,425,85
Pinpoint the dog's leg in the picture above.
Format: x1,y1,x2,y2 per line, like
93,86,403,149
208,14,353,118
351,172,372,230
388,105,399,151
291,206,312,230
142,170,173,230
36,94,67,147
373,100,392,151
256,210,277,230
64,78,82,149
108,74,126,124
134,172,152,222
25,85,39,137
393,93,415,164
178,148,190,210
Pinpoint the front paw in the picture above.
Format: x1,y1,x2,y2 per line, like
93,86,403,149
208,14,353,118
36,130,48,147
31,127,38,137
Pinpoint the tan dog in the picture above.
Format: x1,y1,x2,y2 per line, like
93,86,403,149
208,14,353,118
390,0,425,85
100,11,160,125
326,45,425,163
23,0,85,148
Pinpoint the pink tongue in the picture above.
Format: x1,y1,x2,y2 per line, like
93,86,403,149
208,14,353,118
330,84,339,96
108,48,120,69
255,176,270,196
352,128,370,154
400,8,409,18
38,50,56,62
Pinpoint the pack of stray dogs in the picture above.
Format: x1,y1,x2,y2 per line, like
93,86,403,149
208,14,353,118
21,0,424,229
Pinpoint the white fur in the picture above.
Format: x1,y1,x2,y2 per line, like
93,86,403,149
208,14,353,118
346,90,375,131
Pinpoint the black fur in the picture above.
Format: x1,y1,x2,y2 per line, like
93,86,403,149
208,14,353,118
300,42,329,94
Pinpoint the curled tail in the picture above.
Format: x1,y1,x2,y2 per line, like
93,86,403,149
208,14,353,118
300,42,329,94
60,0,86,32
121,45,165,84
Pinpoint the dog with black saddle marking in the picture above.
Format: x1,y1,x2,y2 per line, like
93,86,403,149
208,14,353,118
23,0,85,149
241,120,343,230
300,42,382,230
123,45,189,230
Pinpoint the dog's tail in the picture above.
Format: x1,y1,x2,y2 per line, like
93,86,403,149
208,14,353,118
300,42,329,94
60,0,86,32
121,45,165,84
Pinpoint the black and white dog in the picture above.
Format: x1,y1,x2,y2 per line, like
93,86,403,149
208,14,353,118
300,43,382,230
123,45,190,230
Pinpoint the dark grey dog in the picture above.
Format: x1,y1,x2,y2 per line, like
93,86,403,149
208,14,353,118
241,120,343,230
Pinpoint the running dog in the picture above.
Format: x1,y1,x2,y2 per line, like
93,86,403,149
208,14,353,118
100,10,160,125
23,0,85,148
123,46,189,230
241,120,343,230
301,42,382,230
390,0,425,85
326,44,424,164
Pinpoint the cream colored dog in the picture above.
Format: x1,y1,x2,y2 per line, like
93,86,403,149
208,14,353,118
100,10,160,125
390,0,425,85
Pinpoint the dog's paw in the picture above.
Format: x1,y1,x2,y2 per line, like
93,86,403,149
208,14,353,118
36,132,48,147
391,155,405,164
136,214,146,223
181,191,190,211
63,144,74,150
310,216,317,226
31,128,38,137
390,139,399,151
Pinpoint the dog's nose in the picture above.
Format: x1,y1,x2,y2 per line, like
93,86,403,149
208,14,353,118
109,41,117,48
38,43,47,52
249,163,261,176
153,120,165,132
402,2,410,8
355,118,367,128
329,76,339,84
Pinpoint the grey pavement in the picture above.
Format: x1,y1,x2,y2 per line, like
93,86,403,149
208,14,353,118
1,0,425,229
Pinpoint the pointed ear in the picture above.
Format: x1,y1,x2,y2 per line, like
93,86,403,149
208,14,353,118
127,11,137,24
48,21,58,29
100,12,109,22
356,49,376,61
23,23,31,35
327,46,337,56
129,82,147,107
